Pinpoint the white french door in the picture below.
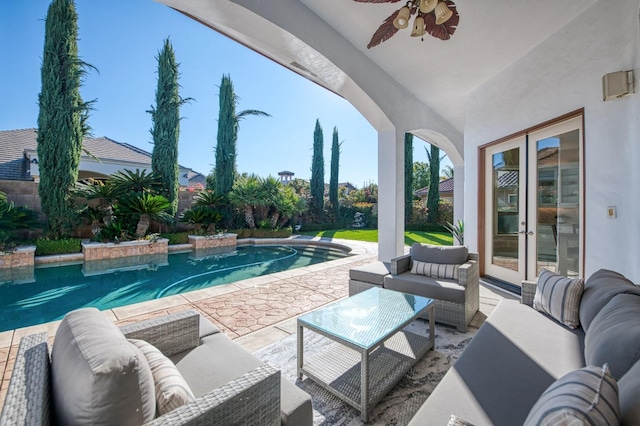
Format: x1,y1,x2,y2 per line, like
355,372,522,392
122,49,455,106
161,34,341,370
484,116,583,285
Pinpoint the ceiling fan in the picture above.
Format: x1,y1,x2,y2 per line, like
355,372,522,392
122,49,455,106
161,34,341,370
354,0,459,49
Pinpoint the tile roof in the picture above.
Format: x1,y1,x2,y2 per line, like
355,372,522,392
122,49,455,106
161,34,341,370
414,177,454,197
0,128,197,181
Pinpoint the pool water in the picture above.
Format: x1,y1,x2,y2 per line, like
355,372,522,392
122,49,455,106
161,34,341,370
0,245,348,332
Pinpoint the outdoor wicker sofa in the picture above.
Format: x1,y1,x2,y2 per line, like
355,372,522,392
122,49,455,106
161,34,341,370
0,309,312,426
349,244,479,332
407,269,640,425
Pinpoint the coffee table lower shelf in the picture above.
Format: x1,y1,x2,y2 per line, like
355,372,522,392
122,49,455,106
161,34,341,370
298,330,432,420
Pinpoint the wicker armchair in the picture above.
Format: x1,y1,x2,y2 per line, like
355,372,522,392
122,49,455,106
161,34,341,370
386,252,480,332
0,311,281,426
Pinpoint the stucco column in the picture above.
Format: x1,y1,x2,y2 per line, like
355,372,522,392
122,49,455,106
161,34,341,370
377,128,404,261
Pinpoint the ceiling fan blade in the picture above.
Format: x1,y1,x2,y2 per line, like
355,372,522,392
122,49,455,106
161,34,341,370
424,0,459,41
367,10,401,49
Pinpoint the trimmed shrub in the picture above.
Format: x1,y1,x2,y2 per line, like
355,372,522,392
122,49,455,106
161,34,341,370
299,223,342,232
232,228,292,238
160,232,189,245
35,238,82,256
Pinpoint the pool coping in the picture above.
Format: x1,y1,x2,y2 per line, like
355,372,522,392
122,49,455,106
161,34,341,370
0,236,376,349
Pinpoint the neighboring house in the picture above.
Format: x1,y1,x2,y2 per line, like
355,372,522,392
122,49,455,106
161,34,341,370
0,128,198,186
414,178,455,204
0,128,203,212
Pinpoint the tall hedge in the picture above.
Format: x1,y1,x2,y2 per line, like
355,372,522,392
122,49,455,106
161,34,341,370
404,133,414,224
427,144,441,225
150,38,183,216
310,119,325,216
329,127,341,219
214,74,269,202
37,0,92,238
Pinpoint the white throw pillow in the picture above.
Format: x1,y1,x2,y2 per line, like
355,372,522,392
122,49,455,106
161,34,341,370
533,268,584,329
129,338,196,416
411,260,459,280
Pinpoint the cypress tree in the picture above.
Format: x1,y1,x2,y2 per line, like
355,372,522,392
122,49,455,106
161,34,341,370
427,144,441,225
329,127,341,220
404,133,414,225
310,119,325,216
37,0,92,238
149,38,186,216
214,74,269,201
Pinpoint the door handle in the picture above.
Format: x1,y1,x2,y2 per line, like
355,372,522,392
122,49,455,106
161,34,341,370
519,230,535,235
527,231,534,236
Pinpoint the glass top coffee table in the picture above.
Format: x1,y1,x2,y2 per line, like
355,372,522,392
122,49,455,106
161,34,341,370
297,287,435,421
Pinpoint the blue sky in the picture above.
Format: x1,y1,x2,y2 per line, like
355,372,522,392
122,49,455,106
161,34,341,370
1,0,444,188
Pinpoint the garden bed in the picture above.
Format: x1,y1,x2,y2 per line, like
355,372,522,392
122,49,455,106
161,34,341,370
82,239,169,261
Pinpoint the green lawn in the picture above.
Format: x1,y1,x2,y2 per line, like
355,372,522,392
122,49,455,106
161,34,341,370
299,229,453,246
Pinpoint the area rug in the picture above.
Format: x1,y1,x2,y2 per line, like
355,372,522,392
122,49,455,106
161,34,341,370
253,317,482,425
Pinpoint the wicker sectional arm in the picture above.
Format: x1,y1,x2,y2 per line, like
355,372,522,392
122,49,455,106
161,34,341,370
146,364,281,426
120,310,200,357
521,280,537,306
0,332,51,426
390,254,412,275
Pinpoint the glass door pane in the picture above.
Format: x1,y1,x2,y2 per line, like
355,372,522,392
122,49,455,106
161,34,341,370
492,148,520,272
485,141,526,284
530,121,582,279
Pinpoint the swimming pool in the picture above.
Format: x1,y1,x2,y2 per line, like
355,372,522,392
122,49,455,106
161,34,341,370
0,245,348,332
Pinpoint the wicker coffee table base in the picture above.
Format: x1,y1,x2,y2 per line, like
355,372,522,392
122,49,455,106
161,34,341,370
297,304,435,421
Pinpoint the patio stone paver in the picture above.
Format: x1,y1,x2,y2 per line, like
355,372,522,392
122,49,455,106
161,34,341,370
0,238,382,413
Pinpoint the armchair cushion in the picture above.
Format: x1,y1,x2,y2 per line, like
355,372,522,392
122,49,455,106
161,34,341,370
411,260,460,280
411,243,468,264
51,308,156,425
533,269,583,329
129,339,195,416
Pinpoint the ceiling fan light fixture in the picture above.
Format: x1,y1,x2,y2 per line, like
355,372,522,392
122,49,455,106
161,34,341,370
434,1,453,25
393,5,411,29
410,15,426,37
419,0,437,14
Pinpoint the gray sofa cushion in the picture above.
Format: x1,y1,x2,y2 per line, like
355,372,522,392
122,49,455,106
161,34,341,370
580,269,640,331
349,261,390,285
384,272,466,303
619,359,640,425
407,300,585,426
523,364,619,426
172,332,312,426
51,308,156,425
411,243,468,265
585,293,640,380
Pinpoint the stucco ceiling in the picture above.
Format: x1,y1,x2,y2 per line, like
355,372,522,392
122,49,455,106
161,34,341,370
159,0,598,132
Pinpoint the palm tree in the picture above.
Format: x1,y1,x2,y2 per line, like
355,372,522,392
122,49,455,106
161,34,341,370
259,175,282,226
116,193,173,238
441,165,454,180
110,169,163,196
275,186,307,228
228,175,264,229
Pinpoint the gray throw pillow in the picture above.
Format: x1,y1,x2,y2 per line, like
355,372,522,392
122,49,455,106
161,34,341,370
524,364,620,426
585,293,640,380
411,243,468,264
51,308,156,425
533,269,584,329
580,269,640,331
